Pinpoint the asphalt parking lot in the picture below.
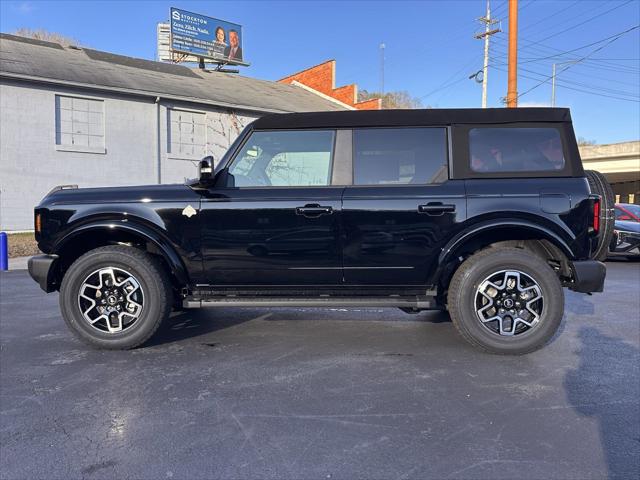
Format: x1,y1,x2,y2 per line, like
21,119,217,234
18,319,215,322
1,262,638,480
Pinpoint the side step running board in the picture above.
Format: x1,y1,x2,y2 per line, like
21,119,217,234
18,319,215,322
184,296,438,309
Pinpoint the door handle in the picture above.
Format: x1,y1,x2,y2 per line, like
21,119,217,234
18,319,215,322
296,204,333,217
418,203,456,215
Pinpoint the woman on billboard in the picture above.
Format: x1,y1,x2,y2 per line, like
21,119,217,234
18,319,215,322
209,26,226,58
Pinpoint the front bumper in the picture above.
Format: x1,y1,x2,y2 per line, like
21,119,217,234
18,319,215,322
569,260,606,293
27,254,58,292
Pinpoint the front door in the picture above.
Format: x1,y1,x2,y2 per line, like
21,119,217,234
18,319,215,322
341,127,466,285
200,129,343,286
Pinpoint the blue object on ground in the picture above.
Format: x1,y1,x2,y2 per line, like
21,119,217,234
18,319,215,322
0,232,7,270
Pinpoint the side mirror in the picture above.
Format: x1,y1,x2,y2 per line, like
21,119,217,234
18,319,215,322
198,156,214,181
214,168,235,188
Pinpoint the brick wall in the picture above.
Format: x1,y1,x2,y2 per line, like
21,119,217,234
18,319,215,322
279,60,381,110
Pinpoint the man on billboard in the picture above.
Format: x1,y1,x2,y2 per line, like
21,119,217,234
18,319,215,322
224,30,243,61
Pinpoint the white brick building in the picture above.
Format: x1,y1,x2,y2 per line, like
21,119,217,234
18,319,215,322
0,34,345,230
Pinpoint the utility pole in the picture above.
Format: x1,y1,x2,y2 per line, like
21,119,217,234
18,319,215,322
379,42,385,95
475,0,500,108
506,0,518,107
551,60,579,106
551,63,556,107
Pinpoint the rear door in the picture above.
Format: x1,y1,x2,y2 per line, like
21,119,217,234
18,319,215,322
341,127,466,286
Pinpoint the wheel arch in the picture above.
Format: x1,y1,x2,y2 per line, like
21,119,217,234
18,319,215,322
433,220,575,297
50,220,189,290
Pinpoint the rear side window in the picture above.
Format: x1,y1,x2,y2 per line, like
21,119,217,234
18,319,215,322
353,128,448,185
469,127,565,173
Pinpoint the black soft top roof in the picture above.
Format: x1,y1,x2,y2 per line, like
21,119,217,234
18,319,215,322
252,107,571,130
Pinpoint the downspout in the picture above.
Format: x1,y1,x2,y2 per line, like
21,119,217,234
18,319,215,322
155,96,161,184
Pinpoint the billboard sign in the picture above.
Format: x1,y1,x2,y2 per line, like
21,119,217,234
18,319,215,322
170,7,247,65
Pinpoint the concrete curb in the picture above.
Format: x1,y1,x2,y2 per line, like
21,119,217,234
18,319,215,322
8,256,29,271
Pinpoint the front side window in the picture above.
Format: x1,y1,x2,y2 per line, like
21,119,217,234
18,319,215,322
228,130,335,187
353,128,448,185
469,127,565,173
55,95,105,152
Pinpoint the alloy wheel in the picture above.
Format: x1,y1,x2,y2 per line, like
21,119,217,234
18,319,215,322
77,267,144,333
474,269,544,336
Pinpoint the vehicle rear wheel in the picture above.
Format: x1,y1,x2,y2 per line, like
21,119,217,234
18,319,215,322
60,246,172,349
448,247,564,355
585,170,615,261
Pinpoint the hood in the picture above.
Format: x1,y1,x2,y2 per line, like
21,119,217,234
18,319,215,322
615,220,640,233
39,184,200,207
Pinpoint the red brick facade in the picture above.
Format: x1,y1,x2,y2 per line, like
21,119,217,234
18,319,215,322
279,60,381,110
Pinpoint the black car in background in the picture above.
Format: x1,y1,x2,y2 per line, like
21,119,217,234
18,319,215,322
610,204,640,259
28,108,612,354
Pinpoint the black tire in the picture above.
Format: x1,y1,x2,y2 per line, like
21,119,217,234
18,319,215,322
448,247,564,355
60,246,172,350
585,170,615,261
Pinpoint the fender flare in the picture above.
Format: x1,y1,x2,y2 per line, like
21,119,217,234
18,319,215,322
54,219,190,285
441,219,574,263
433,219,575,285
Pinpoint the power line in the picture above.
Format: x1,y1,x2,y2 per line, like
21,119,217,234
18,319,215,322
514,25,640,101
519,1,609,39
490,25,640,66
495,32,640,72
418,54,484,100
488,54,640,98
519,0,535,11
491,64,640,103
508,0,633,51
519,0,581,34
491,0,509,18
491,36,640,73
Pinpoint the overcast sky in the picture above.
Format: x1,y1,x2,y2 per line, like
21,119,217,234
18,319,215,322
1,0,639,143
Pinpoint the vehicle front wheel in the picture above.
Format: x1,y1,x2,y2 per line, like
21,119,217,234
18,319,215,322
60,246,172,349
448,247,564,355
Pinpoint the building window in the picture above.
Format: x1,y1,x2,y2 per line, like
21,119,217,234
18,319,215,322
168,108,207,159
55,95,105,153
353,128,448,185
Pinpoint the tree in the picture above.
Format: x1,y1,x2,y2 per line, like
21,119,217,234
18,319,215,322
577,137,597,146
12,28,80,47
359,89,424,109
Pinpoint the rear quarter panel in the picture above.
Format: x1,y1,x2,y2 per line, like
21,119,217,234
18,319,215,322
463,177,594,260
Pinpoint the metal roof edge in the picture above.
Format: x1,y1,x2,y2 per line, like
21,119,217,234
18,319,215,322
0,71,291,114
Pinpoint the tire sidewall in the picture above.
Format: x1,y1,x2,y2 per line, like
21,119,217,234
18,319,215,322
586,170,615,261
452,250,564,354
60,250,167,349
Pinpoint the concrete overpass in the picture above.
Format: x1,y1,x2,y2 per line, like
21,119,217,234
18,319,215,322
579,141,640,204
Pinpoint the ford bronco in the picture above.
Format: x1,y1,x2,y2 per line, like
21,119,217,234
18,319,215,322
28,108,611,354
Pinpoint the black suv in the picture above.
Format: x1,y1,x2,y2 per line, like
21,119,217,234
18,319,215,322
28,108,610,354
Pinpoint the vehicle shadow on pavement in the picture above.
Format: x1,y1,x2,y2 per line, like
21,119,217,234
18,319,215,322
146,309,255,347
564,326,640,479
564,293,595,315
146,308,452,347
